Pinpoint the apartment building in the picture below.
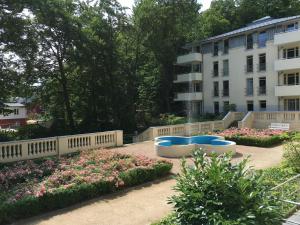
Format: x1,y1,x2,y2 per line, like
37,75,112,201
174,16,300,115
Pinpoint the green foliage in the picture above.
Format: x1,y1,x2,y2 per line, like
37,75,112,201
225,135,288,147
262,166,299,217
2,0,300,135
156,114,187,126
119,162,172,186
283,142,300,172
0,161,172,224
152,214,177,225
223,104,236,113
169,150,282,225
0,131,16,142
16,124,51,140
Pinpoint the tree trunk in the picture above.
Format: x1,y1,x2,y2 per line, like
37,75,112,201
58,59,75,130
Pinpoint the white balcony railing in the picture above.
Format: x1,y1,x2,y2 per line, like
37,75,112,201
275,85,300,97
177,53,202,64
274,57,300,71
174,92,203,101
174,72,202,83
274,29,300,45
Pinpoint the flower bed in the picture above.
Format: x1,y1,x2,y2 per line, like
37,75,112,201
217,128,290,147
0,149,172,224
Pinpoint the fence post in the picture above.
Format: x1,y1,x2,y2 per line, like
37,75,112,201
56,136,60,157
115,130,123,146
152,128,158,139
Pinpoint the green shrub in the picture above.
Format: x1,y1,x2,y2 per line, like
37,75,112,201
0,162,172,224
0,130,16,142
152,214,177,225
158,114,187,125
169,150,282,225
262,166,298,217
17,124,51,140
225,135,287,147
283,142,300,172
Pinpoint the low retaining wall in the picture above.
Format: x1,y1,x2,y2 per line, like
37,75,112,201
239,111,300,131
0,130,123,163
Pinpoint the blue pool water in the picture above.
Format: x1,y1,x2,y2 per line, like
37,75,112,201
156,135,232,146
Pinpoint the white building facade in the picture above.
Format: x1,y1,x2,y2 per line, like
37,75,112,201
0,103,27,128
175,16,300,115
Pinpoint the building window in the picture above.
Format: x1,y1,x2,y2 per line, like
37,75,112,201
193,82,202,92
247,101,254,111
214,102,219,114
223,80,229,97
259,100,267,111
284,73,300,85
192,63,202,73
246,34,253,49
258,77,266,95
258,31,267,48
283,47,299,59
14,109,19,115
213,81,219,97
286,22,298,32
223,60,229,76
246,78,253,96
213,42,219,56
246,55,253,73
258,53,266,71
284,98,300,111
223,39,229,54
213,61,219,77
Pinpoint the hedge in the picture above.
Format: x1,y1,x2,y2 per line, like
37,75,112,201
0,161,172,225
225,135,288,147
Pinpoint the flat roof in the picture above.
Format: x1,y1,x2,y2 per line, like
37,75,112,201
201,15,300,43
4,103,25,107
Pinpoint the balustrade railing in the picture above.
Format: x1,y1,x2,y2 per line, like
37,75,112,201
0,130,123,163
133,112,244,143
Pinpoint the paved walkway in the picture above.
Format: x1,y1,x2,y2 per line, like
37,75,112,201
14,142,284,225
284,211,300,225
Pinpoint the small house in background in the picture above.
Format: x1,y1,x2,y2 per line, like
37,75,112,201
0,103,27,128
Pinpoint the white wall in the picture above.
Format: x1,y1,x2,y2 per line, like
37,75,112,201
203,39,279,113
0,107,27,120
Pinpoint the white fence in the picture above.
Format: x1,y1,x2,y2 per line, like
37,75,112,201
239,111,300,131
133,112,245,143
0,130,123,163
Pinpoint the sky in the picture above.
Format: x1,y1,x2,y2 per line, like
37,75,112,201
118,0,212,12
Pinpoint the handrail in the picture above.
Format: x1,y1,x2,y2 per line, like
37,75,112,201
271,174,300,191
275,27,299,35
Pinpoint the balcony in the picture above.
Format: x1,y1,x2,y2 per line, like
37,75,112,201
174,73,202,83
274,29,300,46
274,57,300,71
275,85,300,97
177,53,202,64
174,92,203,101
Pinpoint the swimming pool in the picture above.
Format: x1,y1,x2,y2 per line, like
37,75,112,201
154,135,236,158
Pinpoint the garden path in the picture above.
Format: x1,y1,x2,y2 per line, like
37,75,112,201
14,142,283,225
